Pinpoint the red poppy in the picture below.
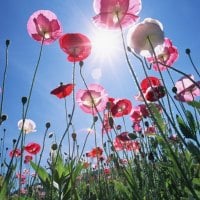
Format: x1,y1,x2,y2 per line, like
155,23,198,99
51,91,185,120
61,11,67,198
50,83,74,99
111,98,132,117
24,155,33,164
24,142,41,155
86,147,103,158
116,132,130,142
9,149,21,158
140,77,165,102
59,33,92,62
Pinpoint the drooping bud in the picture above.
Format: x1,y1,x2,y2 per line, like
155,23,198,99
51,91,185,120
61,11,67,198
72,132,77,141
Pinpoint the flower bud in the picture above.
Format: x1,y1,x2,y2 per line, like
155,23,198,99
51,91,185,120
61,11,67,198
6,40,10,47
72,132,77,141
185,48,191,55
21,97,27,105
46,122,51,129
51,143,58,151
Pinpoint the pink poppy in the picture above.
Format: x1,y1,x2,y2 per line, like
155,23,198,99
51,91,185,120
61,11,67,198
174,74,200,102
111,98,132,117
140,77,165,102
9,149,21,158
130,106,143,122
24,142,41,155
86,147,103,158
50,83,74,99
132,122,142,132
27,10,62,45
24,155,33,164
93,0,142,30
113,135,140,152
76,84,108,115
144,126,156,136
59,33,92,62
102,113,113,133
125,140,140,152
147,38,179,71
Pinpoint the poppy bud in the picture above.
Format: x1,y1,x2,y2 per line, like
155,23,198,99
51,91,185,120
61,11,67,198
106,102,111,110
93,116,98,122
1,114,8,122
185,48,191,55
72,132,77,141
6,40,10,47
148,152,154,161
21,97,27,105
116,125,121,130
51,143,58,151
12,139,17,144
79,61,84,67
48,132,54,138
144,121,149,127
127,46,132,52
46,122,51,129
172,87,177,94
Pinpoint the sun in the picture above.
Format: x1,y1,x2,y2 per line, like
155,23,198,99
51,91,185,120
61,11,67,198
90,29,122,62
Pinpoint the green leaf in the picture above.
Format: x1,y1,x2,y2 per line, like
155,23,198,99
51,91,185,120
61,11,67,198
113,180,131,199
186,110,197,134
176,115,195,139
187,100,200,109
30,161,50,186
149,103,165,132
187,142,200,162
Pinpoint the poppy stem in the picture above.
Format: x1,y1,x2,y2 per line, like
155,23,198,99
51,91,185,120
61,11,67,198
186,49,200,78
0,40,10,123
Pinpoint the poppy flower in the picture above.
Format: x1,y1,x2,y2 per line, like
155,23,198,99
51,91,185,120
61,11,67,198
174,74,200,102
50,83,74,99
144,126,156,136
116,132,131,142
24,155,33,164
27,10,63,45
59,33,92,62
9,149,21,158
125,140,140,152
18,119,36,134
113,134,140,152
140,77,165,102
104,167,111,175
76,84,108,115
147,38,179,71
127,18,164,57
111,98,132,117
86,147,103,158
92,0,142,30
102,113,113,133
24,142,41,155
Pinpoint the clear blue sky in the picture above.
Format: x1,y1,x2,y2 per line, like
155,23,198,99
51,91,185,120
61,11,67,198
0,0,200,165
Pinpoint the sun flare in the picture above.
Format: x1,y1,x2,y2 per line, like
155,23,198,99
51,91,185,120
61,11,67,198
90,29,122,61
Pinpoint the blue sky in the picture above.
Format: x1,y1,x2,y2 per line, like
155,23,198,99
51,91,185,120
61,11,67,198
0,0,200,165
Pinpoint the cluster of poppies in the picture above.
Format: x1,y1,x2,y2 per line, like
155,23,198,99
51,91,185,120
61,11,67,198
21,0,200,167
9,119,41,164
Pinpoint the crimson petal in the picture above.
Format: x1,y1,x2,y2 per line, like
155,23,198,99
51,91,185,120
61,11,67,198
51,83,75,99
